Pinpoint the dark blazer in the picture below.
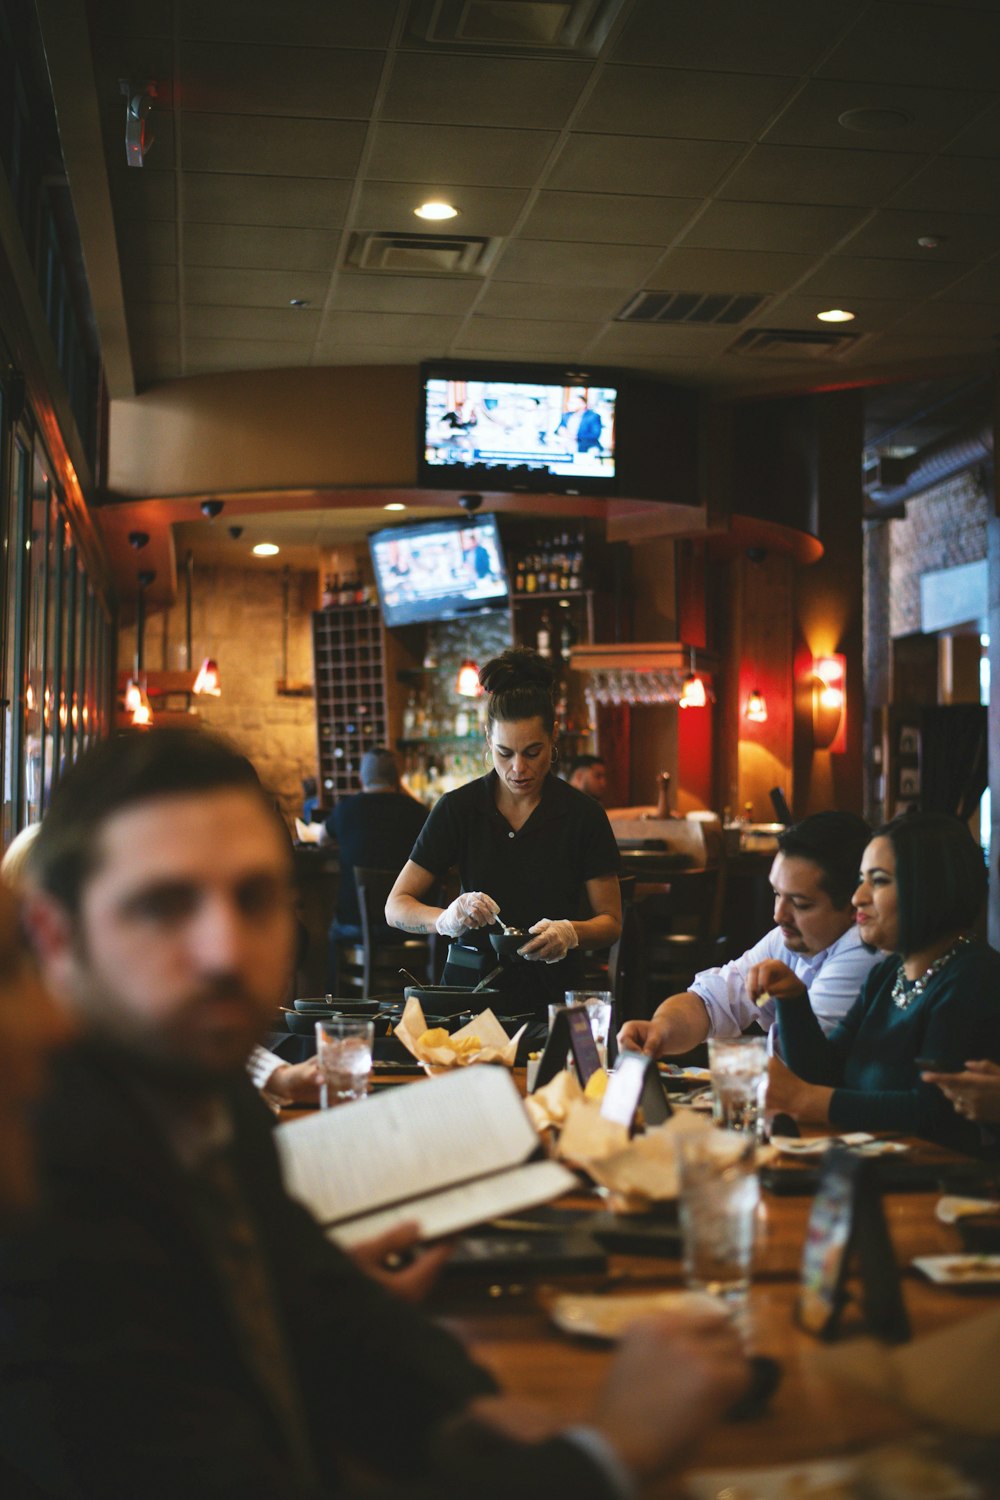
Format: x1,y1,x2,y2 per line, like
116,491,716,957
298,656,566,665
0,1043,614,1500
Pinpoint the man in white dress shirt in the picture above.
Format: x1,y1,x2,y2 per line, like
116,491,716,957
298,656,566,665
618,812,880,1059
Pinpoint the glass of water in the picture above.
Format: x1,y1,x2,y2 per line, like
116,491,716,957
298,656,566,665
315,1018,374,1107
563,990,613,1066
708,1035,768,1136
676,1128,759,1308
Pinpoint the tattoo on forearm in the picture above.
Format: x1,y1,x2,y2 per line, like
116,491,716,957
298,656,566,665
396,921,430,934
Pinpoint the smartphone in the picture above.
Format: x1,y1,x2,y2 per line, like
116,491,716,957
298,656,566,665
916,1057,966,1074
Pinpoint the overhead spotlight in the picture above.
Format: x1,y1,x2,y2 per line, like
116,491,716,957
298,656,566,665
119,79,156,168
201,500,224,519
415,200,458,221
817,308,855,323
228,526,244,540
458,493,483,514
127,530,150,550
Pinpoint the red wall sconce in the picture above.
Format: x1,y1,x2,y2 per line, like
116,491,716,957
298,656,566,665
744,688,768,724
813,654,846,753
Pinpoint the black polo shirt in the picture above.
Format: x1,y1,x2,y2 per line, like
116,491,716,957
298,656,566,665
325,791,428,926
408,771,620,1012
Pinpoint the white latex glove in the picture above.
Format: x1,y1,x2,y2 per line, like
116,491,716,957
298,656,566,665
435,891,500,938
521,918,579,964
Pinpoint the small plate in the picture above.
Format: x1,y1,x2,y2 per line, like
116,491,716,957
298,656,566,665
550,1289,725,1341
856,1139,910,1156
913,1254,1000,1285
770,1133,875,1157
936,1195,1000,1225
687,1457,854,1500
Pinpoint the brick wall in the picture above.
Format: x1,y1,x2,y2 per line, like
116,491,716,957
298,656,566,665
118,565,317,828
887,469,990,638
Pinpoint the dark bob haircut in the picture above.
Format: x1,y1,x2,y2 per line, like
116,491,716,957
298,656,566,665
776,810,872,909
31,727,279,916
875,812,987,956
479,647,555,738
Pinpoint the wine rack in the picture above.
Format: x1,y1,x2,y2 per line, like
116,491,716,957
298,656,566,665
313,603,389,801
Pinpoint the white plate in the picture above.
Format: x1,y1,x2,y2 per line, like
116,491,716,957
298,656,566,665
936,1195,1000,1225
913,1254,1000,1285
770,1133,873,1157
855,1139,910,1156
687,1457,855,1499
550,1289,725,1341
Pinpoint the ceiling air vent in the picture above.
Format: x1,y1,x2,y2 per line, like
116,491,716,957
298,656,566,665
728,327,861,359
616,291,766,326
346,232,498,276
406,0,627,56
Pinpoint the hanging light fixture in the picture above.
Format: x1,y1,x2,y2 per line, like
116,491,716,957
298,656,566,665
131,685,153,728
123,679,142,714
745,688,768,723
678,646,707,709
193,658,222,696
455,659,481,697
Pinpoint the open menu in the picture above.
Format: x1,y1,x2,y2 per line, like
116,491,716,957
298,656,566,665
274,1066,578,1249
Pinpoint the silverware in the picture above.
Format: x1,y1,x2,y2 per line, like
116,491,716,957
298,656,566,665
398,968,422,988
472,963,504,993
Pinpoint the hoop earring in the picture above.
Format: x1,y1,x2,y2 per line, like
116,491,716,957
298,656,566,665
550,744,559,766
483,745,493,769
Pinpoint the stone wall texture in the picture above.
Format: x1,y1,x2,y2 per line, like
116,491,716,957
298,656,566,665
888,469,990,639
118,565,317,828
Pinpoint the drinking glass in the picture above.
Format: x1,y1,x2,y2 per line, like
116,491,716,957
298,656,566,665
315,1018,374,1106
708,1035,768,1136
676,1128,759,1307
563,989,613,1067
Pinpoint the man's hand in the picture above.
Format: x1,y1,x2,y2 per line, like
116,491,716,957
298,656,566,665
923,1058,1000,1124
617,1017,669,1057
348,1220,453,1303
745,959,806,1003
593,1309,750,1481
264,1059,322,1106
765,1055,832,1124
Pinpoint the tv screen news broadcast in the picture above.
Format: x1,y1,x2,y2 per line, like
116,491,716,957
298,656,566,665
420,365,618,495
368,514,509,628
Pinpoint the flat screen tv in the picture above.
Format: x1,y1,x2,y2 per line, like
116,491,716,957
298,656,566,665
419,362,618,495
368,514,509,628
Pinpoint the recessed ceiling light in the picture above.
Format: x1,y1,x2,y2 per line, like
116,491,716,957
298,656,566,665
384,502,407,511
252,542,280,557
838,107,912,133
816,308,855,323
414,200,458,221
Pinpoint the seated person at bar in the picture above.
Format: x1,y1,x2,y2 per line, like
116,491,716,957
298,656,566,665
1,728,748,1499
319,748,428,990
762,812,1000,1152
923,1057,1000,1123
567,753,608,803
619,812,879,1058
386,649,621,1028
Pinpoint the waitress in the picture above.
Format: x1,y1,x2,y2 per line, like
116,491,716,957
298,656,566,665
385,647,621,1024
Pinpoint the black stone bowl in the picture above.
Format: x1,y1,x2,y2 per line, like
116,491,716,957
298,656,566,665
490,929,530,959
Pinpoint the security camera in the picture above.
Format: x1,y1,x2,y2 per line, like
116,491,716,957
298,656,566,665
201,500,224,520
458,493,483,514
228,526,244,540
127,530,150,550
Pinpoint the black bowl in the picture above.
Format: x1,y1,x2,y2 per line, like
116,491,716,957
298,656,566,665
490,929,529,959
403,984,501,1016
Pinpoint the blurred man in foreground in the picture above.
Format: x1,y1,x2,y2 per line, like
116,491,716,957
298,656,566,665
1,728,747,1500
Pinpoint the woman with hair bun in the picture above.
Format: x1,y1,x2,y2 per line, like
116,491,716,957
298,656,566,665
386,647,621,1025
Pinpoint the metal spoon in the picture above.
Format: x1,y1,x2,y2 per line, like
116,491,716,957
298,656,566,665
399,968,422,988
492,912,518,935
472,963,504,994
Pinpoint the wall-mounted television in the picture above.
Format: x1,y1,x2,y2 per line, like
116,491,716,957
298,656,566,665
368,514,509,628
419,362,618,496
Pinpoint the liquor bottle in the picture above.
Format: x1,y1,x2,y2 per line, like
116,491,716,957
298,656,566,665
526,553,537,593
559,614,575,662
515,559,525,592
536,610,552,659
402,693,417,739
321,575,335,609
654,771,671,819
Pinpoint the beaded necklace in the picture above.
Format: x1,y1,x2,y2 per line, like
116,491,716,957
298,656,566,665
890,934,972,1010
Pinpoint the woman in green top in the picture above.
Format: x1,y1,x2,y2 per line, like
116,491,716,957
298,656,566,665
754,812,1000,1152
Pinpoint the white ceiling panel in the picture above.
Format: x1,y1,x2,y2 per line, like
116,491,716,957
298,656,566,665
451,318,605,353
719,144,918,207
180,174,353,229
317,311,465,347
761,79,996,154
183,224,339,271
331,274,483,315
352,180,530,236
519,190,701,246
681,200,868,253
366,123,559,188
176,43,384,120
183,267,332,309
644,247,817,293
382,54,591,129
546,135,744,197
492,239,663,286
179,113,367,179
185,305,321,340
473,280,630,321
889,156,1000,215
837,208,1000,263
794,255,967,300
576,68,796,141
817,2,1000,90
174,0,396,49
612,0,868,75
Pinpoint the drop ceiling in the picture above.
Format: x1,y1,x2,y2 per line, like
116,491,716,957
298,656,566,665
40,0,1000,398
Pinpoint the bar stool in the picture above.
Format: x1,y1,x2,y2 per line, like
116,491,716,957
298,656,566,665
353,867,439,998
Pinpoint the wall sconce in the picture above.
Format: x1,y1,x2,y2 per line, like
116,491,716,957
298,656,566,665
745,688,768,724
455,659,481,697
813,654,846,753
193,658,222,697
678,646,707,709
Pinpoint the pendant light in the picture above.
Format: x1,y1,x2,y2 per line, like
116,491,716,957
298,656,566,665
455,659,481,697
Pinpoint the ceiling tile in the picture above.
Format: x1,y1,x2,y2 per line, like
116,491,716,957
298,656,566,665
317,311,464,347
382,54,590,130
681,200,868,253
474,281,629,321
576,68,795,141
889,156,1000,215
795,255,965,300
756,292,917,333
129,302,179,338
451,318,604,353
184,305,321,340
719,144,917,206
644,247,816,292
312,342,456,366
183,338,316,373
174,0,395,48
837,209,1000,263
817,2,1000,89
353,180,529,237
887,300,1000,337
589,323,737,357
519,190,700,246
943,100,1000,159
181,173,352,229
119,221,178,267
366,122,558,188
183,267,332,308
933,261,1000,304
183,223,338,270
177,42,383,119
612,0,867,75
331,274,483,315
179,113,367,178
492,239,663,286
112,170,176,222
762,78,995,154
122,262,179,304
547,135,743,197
